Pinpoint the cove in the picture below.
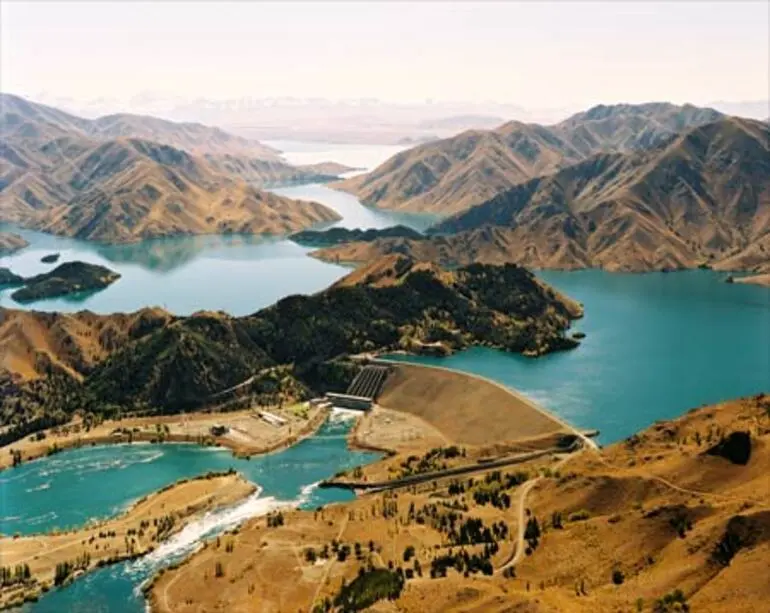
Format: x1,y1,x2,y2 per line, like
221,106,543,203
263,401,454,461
7,415,379,612
387,268,770,445
0,141,435,316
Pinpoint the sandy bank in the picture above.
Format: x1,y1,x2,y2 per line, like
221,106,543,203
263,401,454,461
1,404,329,471
731,273,770,287
0,472,255,609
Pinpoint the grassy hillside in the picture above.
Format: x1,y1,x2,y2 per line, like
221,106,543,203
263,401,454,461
315,118,770,273
149,393,770,613
334,103,725,216
0,94,346,242
0,257,581,434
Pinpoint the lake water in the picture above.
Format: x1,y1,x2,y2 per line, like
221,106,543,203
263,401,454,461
11,414,378,612
387,269,770,444
2,140,770,611
0,142,434,315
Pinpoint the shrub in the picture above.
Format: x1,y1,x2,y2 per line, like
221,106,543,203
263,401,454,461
569,510,590,522
653,589,689,612
332,568,405,611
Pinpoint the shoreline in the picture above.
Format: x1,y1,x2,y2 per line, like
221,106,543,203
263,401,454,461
0,472,256,610
1,405,331,472
373,357,598,450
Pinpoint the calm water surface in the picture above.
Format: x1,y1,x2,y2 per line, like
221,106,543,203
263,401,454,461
388,269,770,444
0,141,432,315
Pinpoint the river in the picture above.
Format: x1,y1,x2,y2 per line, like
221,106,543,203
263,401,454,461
10,414,378,612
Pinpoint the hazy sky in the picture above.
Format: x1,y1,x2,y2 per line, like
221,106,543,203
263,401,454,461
2,1,768,108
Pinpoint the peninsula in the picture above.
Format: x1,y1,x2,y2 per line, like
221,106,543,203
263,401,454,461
0,268,24,286
9,261,121,303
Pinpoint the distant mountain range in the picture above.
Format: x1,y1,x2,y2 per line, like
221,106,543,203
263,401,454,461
0,93,279,159
27,92,768,145
0,94,346,243
315,107,769,274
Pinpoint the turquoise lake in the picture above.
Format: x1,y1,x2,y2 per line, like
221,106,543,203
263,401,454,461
12,416,378,612
1,139,769,611
388,269,770,444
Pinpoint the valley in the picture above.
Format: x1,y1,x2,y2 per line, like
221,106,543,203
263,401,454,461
0,94,350,244
1,98,768,613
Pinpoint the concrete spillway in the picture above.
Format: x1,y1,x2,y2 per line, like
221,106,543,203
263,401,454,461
326,365,391,410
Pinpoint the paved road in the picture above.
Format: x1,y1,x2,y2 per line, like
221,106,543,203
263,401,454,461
320,444,579,493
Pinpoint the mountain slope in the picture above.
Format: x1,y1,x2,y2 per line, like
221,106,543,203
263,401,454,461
333,103,725,216
0,94,352,242
0,257,581,424
317,118,770,273
432,118,769,271
0,136,341,243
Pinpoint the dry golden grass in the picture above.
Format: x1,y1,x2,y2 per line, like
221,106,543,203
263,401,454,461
150,394,770,613
0,306,173,381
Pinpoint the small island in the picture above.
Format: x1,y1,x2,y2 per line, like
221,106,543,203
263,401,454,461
40,252,61,264
0,267,25,286
10,261,121,303
289,225,423,248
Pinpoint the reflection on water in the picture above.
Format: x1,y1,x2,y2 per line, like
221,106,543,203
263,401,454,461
95,233,288,271
0,141,437,314
0,225,353,315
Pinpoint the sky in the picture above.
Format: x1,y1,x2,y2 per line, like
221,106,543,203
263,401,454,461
1,1,768,110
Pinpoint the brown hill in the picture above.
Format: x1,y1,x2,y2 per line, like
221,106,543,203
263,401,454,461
0,258,580,429
148,392,770,613
0,94,354,189
0,94,352,242
0,232,28,255
334,102,725,216
316,118,770,273
0,137,341,243
0,307,173,380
